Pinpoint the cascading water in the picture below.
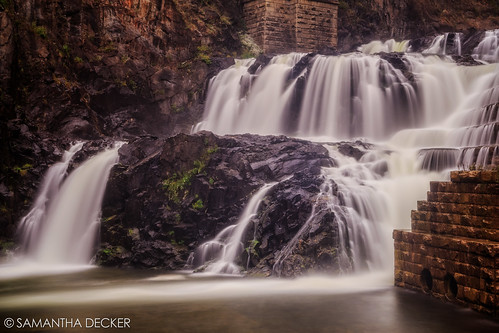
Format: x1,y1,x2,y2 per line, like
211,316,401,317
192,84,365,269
297,54,418,139
16,142,84,254
194,33,499,275
359,39,410,54
194,53,306,135
273,149,392,276
190,182,278,274
423,33,462,56
17,144,122,265
473,29,499,63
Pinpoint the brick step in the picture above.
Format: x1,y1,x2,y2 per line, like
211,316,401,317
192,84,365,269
411,210,499,229
426,191,499,206
394,269,497,313
429,181,499,195
417,200,499,217
450,170,499,184
393,229,499,257
411,220,499,242
393,231,496,268
394,248,496,279
394,257,497,296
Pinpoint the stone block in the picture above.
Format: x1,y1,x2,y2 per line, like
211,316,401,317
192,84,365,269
427,192,499,206
429,181,499,194
450,171,499,184
243,0,338,53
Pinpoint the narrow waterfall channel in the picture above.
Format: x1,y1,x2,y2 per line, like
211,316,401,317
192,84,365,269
190,182,278,274
193,31,499,276
16,142,84,255
15,144,122,266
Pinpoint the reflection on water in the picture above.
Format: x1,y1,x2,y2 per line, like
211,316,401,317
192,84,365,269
0,268,497,332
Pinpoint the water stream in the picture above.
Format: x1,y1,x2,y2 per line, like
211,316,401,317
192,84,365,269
190,182,278,274
193,32,499,276
16,142,84,255
3,144,122,279
1,31,499,331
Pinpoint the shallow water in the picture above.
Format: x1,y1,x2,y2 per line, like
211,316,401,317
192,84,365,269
0,268,497,332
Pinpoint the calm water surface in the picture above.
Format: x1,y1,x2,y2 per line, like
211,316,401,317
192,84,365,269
0,267,497,332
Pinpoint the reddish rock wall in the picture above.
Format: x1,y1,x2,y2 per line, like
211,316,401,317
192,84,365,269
394,170,499,316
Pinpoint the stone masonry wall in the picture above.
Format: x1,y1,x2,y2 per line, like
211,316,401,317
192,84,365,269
263,0,297,53
296,0,338,52
243,0,338,53
393,170,499,316
243,0,266,50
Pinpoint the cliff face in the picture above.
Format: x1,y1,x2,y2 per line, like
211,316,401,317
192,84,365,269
1,0,241,138
0,0,497,262
337,0,499,51
0,0,242,239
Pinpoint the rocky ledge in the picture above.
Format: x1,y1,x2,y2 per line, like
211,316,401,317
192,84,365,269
98,132,372,277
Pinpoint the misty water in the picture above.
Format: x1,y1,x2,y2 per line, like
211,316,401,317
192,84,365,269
2,32,499,331
1,269,499,332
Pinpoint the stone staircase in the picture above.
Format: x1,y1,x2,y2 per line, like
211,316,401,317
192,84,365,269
393,170,499,316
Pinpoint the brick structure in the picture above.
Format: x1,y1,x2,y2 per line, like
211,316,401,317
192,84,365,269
393,170,499,316
243,0,339,53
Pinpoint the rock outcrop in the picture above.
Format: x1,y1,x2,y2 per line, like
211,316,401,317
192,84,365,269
1,0,497,273
337,0,499,51
98,132,338,272
0,0,242,239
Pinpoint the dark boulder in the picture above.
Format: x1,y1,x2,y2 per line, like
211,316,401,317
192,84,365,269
99,132,381,277
99,132,335,271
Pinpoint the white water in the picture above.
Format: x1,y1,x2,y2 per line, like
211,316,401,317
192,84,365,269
32,146,121,264
423,33,462,56
273,149,393,276
359,39,410,54
190,182,278,274
16,142,84,254
193,35,499,275
0,271,391,309
194,54,306,135
473,29,499,63
14,144,122,268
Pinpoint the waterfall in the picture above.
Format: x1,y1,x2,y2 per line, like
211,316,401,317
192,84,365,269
359,39,410,54
190,182,278,275
16,142,84,254
273,149,391,276
423,33,462,56
195,40,498,275
297,54,418,139
18,144,122,265
194,53,306,135
473,29,499,63
196,52,497,141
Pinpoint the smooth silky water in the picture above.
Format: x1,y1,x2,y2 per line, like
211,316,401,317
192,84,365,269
2,33,499,331
0,269,498,332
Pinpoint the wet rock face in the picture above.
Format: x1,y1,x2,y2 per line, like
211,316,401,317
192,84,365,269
98,132,337,271
0,0,242,155
337,0,499,52
0,0,241,240
98,132,377,277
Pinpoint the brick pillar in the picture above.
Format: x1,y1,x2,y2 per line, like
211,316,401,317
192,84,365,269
243,0,339,53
